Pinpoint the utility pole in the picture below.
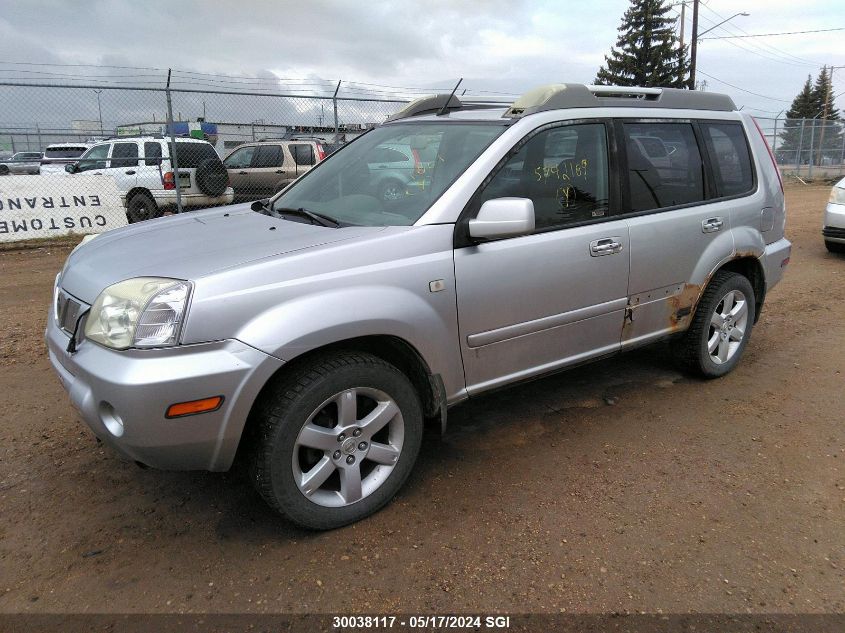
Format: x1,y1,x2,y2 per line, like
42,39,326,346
679,1,686,50
332,80,341,138
689,0,699,89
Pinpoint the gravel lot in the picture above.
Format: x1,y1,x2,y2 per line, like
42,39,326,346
0,184,843,615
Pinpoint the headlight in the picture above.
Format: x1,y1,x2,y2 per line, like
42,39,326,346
84,277,192,349
830,187,845,206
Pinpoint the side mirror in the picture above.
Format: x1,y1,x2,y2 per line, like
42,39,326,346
65,163,77,174
468,198,535,240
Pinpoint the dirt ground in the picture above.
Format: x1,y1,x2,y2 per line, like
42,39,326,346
0,184,843,616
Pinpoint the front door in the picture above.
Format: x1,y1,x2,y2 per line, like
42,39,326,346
223,145,257,199
454,121,630,395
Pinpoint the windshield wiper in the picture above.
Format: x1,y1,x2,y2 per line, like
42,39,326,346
275,206,341,228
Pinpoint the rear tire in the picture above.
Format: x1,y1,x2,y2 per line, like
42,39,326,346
126,192,158,223
825,240,845,254
0,165,9,175
673,271,755,378
250,351,423,530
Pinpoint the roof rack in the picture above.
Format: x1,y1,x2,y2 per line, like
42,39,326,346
504,84,736,117
385,94,463,122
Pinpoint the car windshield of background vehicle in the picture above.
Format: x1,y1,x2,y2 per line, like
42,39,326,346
272,122,506,227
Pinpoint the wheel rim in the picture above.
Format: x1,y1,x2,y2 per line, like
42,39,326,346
292,387,404,508
707,289,749,365
382,183,403,201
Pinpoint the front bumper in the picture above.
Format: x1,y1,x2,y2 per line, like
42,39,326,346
823,201,845,243
46,313,283,471
761,237,792,292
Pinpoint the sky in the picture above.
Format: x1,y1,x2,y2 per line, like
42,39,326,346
0,0,843,127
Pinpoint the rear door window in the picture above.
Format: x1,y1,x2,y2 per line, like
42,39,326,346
254,145,285,168
701,122,755,197
111,142,139,168
621,122,705,212
144,142,162,166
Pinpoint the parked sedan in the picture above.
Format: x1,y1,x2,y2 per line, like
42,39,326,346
823,176,845,253
0,151,42,175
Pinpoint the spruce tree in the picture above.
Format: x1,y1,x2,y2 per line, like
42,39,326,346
595,0,689,88
781,69,842,165
810,66,842,165
779,75,815,162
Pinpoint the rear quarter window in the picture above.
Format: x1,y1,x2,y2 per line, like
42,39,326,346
701,122,755,197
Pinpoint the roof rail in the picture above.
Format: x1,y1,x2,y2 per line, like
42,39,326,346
503,83,736,118
385,94,462,122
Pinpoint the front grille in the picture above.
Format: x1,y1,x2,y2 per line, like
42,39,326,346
822,226,845,239
56,290,88,335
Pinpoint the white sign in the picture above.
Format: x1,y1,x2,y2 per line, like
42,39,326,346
0,174,127,242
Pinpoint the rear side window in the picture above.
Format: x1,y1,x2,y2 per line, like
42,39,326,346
111,142,139,168
254,145,284,168
172,142,220,168
144,142,162,166
701,122,754,197
475,122,610,231
290,143,315,166
622,122,705,212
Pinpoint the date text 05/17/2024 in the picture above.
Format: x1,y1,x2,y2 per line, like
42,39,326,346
332,615,511,629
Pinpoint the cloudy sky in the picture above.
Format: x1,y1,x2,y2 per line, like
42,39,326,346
0,0,843,123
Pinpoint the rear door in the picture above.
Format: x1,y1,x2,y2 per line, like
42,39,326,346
454,121,630,394
620,119,735,347
139,141,164,189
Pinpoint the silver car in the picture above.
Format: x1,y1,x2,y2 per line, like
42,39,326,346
47,84,791,529
823,176,845,253
0,151,42,175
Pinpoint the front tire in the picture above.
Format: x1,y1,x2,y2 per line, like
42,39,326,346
673,271,755,378
250,352,423,530
825,240,845,254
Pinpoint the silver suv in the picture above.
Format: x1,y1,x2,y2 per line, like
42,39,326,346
47,84,791,530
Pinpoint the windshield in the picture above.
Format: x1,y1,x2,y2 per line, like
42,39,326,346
271,122,505,226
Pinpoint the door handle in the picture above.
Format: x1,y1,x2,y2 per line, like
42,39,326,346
238,171,248,175
702,217,724,233
589,237,623,256
275,170,285,174
125,170,135,175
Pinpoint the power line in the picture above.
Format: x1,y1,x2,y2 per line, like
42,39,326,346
697,4,825,67
700,27,845,40
696,70,792,102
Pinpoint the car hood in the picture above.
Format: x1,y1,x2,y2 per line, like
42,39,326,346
60,203,381,302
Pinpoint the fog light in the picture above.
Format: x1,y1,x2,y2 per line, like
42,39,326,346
99,402,124,437
166,396,224,419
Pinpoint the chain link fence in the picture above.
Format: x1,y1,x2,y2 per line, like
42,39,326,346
3,81,844,243
754,116,845,180
0,81,410,242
